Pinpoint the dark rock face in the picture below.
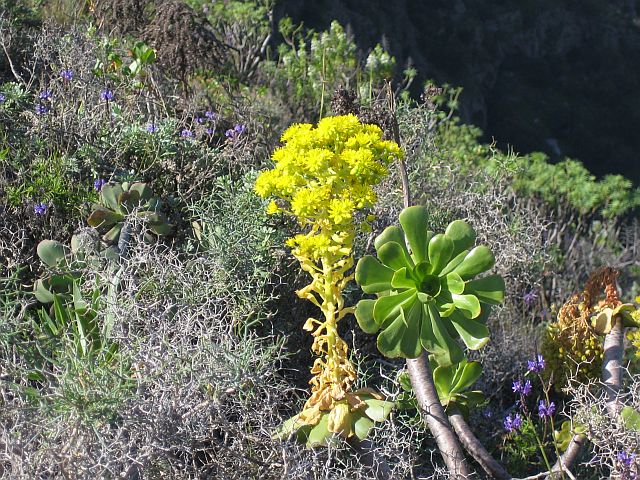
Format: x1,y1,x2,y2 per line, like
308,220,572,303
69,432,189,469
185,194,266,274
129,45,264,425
277,0,640,182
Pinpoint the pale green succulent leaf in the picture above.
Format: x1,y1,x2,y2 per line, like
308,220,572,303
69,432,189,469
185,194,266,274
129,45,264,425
445,220,476,256
373,289,416,326
440,249,470,276
355,299,379,334
355,255,395,293
100,183,123,211
452,293,481,319
377,306,423,358
353,414,375,441
363,398,394,422
399,205,430,263
453,246,495,280
421,303,464,366
428,234,454,273
37,239,68,268
442,272,465,295
391,267,417,290
378,241,415,270
449,310,490,350
464,275,505,305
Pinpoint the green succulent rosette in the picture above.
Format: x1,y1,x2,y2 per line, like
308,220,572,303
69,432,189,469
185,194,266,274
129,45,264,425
354,206,505,365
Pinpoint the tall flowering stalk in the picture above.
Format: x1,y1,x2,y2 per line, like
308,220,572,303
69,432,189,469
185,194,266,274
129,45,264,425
255,114,401,445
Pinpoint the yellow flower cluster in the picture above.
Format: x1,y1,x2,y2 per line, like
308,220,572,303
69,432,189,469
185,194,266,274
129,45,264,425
254,114,402,260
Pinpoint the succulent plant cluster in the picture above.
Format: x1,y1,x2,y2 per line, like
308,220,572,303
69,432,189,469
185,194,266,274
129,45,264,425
355,206,505,366
88,182,171,244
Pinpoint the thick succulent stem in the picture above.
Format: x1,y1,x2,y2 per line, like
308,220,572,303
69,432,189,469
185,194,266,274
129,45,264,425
545,433,587,479
449,411,511,479
407,352,471,479
602,317,624,417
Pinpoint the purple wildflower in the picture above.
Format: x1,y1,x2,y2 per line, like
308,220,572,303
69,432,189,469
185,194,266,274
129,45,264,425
512,379,533,396
538,400,555,418
60,69,73,81
38,90,52,100
35,104,49,114
93,178,107,191
181,129,193,138
195,116,204,124
0,93,6,103
33,203,48,215
234,124,246,134
225,128,234,138
504,413,523,433
618,451,636,468
205,110,216,120
205,127,214,135
146,123,158,133
523,289,538,307
101,89,115,101
527,354,545,373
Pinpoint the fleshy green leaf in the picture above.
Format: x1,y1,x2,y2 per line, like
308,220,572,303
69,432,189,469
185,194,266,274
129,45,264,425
421,304,464,366
373,289,416,326
307,413,332,447
88,207,124,228
391,267,417,290
100,184,123,211
449,311,490,350
355,299,378,334
440,249,469,276
453,246,495,280
37,240,68,268
621,405,640,432
363,398,394,422
442,272,464,295
377,306,423,358
445,220,476,256
356,256,395,293
452,293,481,319
375,226,407,252
428,234,454,273
451,361,482,393
353,413,375,441
399,205,430,263
464,275,505,305
378,241,415,270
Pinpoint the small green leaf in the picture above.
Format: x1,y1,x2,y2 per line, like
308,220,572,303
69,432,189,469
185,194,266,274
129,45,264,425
452,294,481,319
391,267,417,290
353,413,375,441
449,311,490,350
378,241,415,270
453,246,495,280
88,207,124,228
440,249,469,276
355,299,379,334
37,240,68,268
621,405,640,432
355,256,394,293
464,275,505,305
451,361,482,393
442,272,464,295
445,220,476,256
377,307,422,358
399,205,430,263
307,412,332,447
363,398,394,422
373,289,416,326
428,234,454,273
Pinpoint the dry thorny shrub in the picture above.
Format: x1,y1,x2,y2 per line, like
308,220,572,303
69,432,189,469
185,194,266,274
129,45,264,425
0,219,451,479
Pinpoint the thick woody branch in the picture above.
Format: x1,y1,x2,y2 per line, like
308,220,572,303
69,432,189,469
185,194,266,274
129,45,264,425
448,412,511,479
406,352,471,479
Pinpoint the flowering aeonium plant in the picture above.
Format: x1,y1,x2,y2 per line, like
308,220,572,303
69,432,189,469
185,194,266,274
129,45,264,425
255,114,402,446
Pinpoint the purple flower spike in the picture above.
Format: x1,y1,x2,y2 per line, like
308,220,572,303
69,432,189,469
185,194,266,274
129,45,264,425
34,203,48,215
35,104,49,114
38,90,52,100
618,451,636,468
523,289,538,306
0,93,6,103
195,117,204,124
205,110,216,120
234,124,246,134
181,129,193,138
60,69,73,81
504,413,523,433
538,400,555,418
146,123,158,134
512,379,532,396
205,128,214,135
527,354,545,373
93,178,107,191
101,89,115,101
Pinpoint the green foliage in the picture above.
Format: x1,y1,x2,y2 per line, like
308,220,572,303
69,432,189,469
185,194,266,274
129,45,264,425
431,359,485,417
87,181,172,244
355,206,504,365
502,416,549,474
